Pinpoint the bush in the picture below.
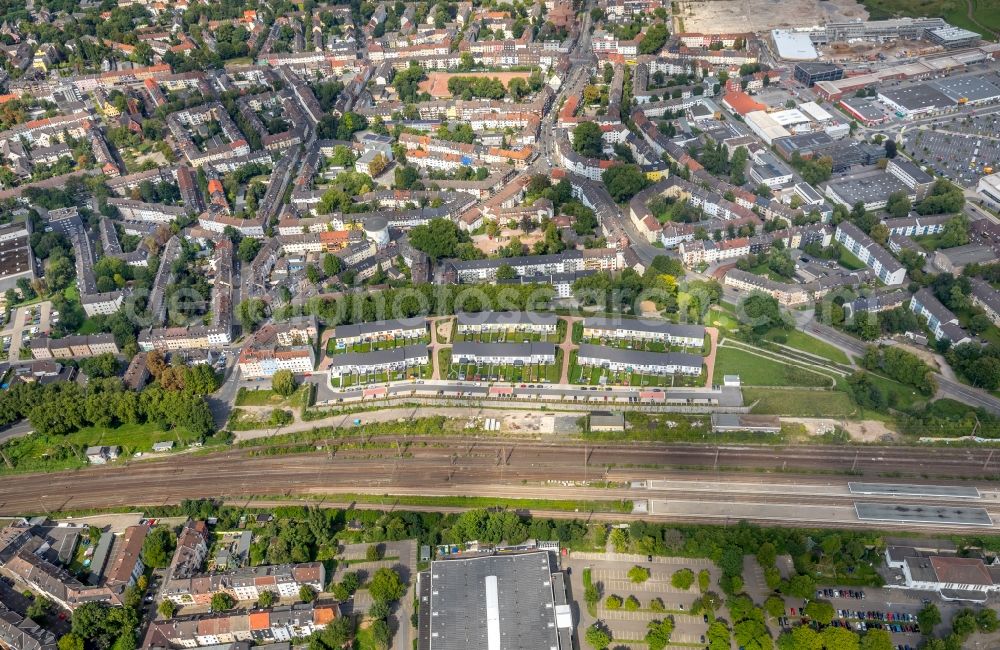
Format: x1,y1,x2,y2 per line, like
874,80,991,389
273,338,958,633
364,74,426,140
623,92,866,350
628,565,651,583
671,568,695,590
624,595,640,611
650,597,665,611
605,595,623,610
698,569,711,592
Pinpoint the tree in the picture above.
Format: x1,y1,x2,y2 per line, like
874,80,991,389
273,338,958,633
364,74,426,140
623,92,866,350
496,263,516,280
671,568,695,590
258,590,275,608
585,623,612,650
624,595,641,611
238,237,262,263
371,618,391,650
698,569,711,592
605,594,623,610
309,615,355,649
211,593,235,612
885,191,911,219
917,603,941,635
602,164,649,202
628,565,651,583
764,595,785,619
323,254,343,277
572,121,603,158
639,23,669,54
272,369,297,397
26,595,50,623
803,600,834,626
859,629,893,650
158,599,177,618
786,574,816,600
368,568,406,603
409,218,466,260
884,139,897,159
299,585,316,603
141,527,176,569
646,617,675,650
366,544,383,562
976,608,999,633
58,634,85,650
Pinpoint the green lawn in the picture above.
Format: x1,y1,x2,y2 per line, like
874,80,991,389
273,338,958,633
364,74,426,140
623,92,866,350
743,387,857,417
706,305,738,332
836,245,867,272
0,422,201,474
765,329,851,365
712,347,832,387
861,0,998,38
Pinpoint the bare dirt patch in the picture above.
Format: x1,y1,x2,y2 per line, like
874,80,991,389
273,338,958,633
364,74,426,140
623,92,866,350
676,0,868,33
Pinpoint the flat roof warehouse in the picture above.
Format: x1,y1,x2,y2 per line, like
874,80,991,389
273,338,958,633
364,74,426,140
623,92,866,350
422,551,572,650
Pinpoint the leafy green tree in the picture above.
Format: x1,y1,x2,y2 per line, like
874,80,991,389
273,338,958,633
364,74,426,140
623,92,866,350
271,369,297,397
860,629,893,650
976,608,999,633
141,527,176,569
157,599,177,618
671,568,694,590
26,595,50,623
572,122,603,158
210,592,235,612
309,615,355,649
821,626,859,650
605,594,623,610
368,568,406,603
638,23,669,54
698,569,711,592
602,164,649,202
258,590,275,608
238,237,262,263
917,603,941,635
628,565,651,583
764,595,785,619
58,634,85,650
803,600,835,626
624,595,640,611
299,585,316,603
409,218,467,260
645,617,675,650
584,623,611,650
371,618,391,650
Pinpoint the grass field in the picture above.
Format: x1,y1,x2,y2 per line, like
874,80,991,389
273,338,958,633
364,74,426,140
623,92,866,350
765,329,851,365
744,387,857,417
712,347,833,387
861,0,998,38
0,422,200,474
706,305,739,332
836,245,867,272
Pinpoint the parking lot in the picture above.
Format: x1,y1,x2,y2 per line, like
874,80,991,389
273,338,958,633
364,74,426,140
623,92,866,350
563,553,719,648
0,301,52,362
905,124,1000,188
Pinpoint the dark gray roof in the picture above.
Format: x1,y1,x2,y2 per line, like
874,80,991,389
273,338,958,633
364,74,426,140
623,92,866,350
334,317,427,339
427,551,563,650
583,316,705,340
327,344,428,370
456,312,558,327
577,343,702,368
452,342,556,360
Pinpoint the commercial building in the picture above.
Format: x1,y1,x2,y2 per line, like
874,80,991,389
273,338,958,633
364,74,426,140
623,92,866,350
879,84,954,119
885,546,1000,600
771,30,819,61
977,171,1000,210
834,222,907,286
576,344,702,375
926,26,981,49
793,62,843,87
451,341,556,365
418,551,572,650
581,317,705,347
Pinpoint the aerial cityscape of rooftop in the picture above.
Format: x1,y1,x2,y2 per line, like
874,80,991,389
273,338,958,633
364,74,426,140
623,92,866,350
0,0,999,647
